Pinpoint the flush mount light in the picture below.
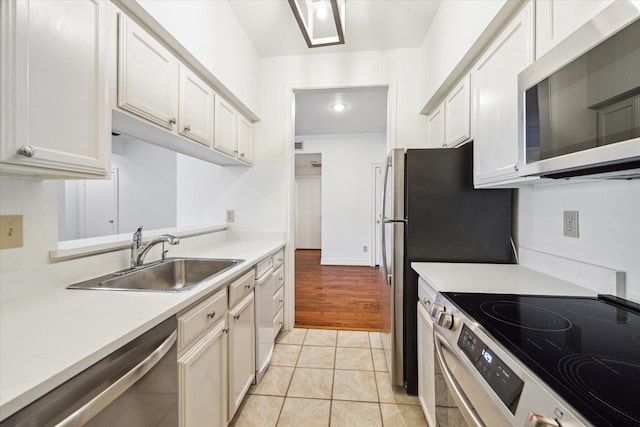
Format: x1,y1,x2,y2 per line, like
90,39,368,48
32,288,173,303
288,0,346,48
331,103,347,112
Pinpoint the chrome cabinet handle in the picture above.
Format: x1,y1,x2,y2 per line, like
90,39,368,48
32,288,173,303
244,284,252,289
184,124,191,132
56,331,177,427
233,314,240,320
18,145,35,157
169,117,177,125
434,332,485,427
206,311,216,319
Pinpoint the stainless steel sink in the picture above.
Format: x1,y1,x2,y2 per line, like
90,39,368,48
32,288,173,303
67,257,244,292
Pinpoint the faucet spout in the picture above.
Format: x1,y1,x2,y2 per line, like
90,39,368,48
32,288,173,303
135,234,180,266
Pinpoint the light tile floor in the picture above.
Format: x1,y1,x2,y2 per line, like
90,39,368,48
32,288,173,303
230,328,429,427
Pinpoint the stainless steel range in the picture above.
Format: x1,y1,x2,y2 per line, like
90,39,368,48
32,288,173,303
431,292,640,427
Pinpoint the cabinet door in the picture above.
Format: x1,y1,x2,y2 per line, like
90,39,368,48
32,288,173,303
417,303,436,427
237,114,254,164
473,2,533,187
444,74,471,148
0,0,110,178
427,103,445,148
536,0,613,59
178,319,228,427
118,14,178,131
228,292,255,419
178,65,215,147
214,96,238,157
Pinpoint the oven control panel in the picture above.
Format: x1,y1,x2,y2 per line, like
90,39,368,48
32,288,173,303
458,324,524,414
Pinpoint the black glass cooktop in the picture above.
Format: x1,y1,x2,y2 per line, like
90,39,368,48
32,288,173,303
443,293,640,427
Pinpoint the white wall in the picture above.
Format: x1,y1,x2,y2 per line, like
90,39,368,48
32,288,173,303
519,180,640,301
418,0,508,109
137,0,261,115
296,135,386,265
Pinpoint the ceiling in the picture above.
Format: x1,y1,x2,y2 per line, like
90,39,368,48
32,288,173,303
227,0,441,58
295,86,388,136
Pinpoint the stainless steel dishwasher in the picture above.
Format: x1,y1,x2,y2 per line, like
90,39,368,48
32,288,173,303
1,317,178,427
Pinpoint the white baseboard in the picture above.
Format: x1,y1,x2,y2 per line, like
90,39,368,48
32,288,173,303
519,247,625,297
320,258,371,266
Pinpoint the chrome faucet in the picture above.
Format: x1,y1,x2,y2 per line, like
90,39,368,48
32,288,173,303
130,226,180,267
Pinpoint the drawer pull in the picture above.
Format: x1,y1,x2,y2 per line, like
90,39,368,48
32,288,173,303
279,277,284,282
233,314,240,320
245,284,252,289
223,327,229,334
206,311,216,319
279,299,283,304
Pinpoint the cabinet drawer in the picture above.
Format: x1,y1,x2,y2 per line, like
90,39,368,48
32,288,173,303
179,288,227,351
273,307,284,339
273,285,284,314
273,265,284,290
229,270,255,308
271,249,284,269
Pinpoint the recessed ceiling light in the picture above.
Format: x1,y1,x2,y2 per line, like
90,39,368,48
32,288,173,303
331,103,346,112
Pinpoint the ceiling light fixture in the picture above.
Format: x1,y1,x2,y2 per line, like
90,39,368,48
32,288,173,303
288,0,345,48
331,103,346,112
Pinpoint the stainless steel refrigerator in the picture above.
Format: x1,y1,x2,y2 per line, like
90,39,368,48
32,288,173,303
381,143,513,394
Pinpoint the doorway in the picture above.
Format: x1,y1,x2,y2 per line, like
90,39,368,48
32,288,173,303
295,154,322,250
292,87,389,331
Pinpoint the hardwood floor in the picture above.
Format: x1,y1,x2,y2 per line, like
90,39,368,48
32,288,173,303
294,249,391,332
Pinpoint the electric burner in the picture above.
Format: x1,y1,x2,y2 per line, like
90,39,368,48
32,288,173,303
480,300,572,331
442,293,640,427
558,354,640,426
562,301,631,323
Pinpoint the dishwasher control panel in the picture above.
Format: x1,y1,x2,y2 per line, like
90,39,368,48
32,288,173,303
458,324,524,414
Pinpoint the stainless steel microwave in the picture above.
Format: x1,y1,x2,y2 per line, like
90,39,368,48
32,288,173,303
518,1,640,179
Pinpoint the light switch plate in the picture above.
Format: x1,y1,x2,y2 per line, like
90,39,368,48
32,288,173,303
0,215,24,249
563,211,579,238
226,210,235,223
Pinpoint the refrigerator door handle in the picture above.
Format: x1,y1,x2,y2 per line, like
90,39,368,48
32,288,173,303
382,218,407,224
381,156,392,285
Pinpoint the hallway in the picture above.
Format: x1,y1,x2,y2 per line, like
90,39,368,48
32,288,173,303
294,250,391,332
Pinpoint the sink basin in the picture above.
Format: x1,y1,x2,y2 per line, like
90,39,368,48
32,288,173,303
67,257,244,292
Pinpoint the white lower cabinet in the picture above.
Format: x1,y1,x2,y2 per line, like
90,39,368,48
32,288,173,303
177,287,228,427
178,320,228,427
417,302,436,427
228,291,256,419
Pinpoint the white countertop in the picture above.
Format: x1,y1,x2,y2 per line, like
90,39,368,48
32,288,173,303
411,262,598,296
0,239,283,420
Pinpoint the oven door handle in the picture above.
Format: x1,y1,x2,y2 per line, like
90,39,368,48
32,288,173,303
55,330,178,427
434,332,485,427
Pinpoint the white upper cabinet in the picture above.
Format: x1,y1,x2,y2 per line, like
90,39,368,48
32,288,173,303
0,0,110,178
214,96,237,157
473,2,534,187
535,0,614,59
213,98,254,165
179,65,215,148
115,13,254,166
444,74,472,148
237,114,254,165
118,14,179,131
427,103,445,148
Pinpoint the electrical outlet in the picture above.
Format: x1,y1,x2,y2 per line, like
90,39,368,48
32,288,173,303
0,215,24,249
563,211,579,238
226,210,235,223
363,245,368,253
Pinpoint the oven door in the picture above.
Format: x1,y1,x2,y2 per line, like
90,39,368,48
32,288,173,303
433,331,510,427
